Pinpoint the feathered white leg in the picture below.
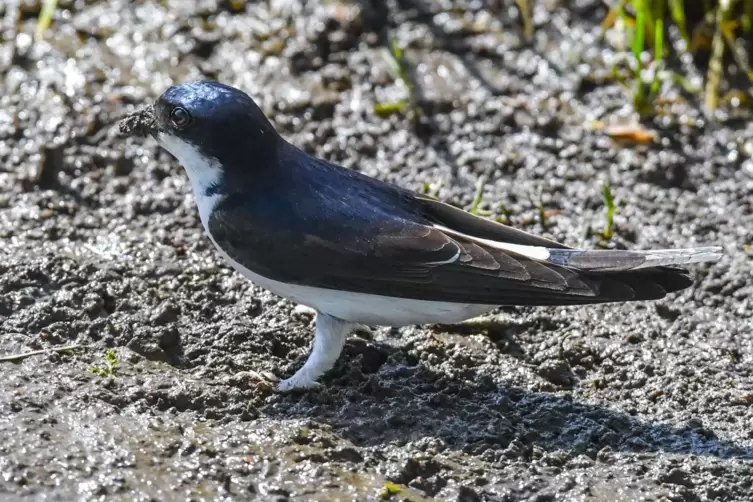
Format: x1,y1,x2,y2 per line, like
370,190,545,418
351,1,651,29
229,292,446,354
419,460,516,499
277,312,354,392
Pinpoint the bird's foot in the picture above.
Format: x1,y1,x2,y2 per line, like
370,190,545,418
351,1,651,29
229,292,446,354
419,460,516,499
276,371,322,392
276,312,354,393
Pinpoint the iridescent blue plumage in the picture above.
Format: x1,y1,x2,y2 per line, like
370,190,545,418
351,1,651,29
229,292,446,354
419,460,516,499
133,80,721,390
149,80,714,306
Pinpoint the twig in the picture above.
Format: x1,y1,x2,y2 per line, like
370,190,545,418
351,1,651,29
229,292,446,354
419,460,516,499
0,344,88,363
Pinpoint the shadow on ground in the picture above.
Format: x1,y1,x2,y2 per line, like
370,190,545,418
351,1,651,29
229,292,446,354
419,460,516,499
265,338,752,460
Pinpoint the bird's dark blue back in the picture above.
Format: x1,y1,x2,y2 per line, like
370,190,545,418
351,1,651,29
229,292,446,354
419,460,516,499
215,141,423,246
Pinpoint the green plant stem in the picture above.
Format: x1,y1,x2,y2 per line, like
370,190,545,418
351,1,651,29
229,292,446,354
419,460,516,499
669,0,689,42
36,0,58,38
470,175,488,215
601,183,615,241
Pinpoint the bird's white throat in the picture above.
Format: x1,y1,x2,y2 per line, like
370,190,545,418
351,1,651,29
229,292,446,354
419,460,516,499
158,132,223,228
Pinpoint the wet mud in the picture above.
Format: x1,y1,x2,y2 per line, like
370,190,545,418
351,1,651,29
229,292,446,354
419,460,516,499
1,0,752,500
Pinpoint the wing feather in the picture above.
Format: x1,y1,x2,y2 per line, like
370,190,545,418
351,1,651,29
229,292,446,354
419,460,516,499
205,150,704,308
207,202,607,306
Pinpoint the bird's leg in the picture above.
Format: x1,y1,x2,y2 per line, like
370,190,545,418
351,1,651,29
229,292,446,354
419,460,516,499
277,312,354,392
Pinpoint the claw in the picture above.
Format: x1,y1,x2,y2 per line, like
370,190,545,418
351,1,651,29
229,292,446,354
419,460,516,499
277,374,322,392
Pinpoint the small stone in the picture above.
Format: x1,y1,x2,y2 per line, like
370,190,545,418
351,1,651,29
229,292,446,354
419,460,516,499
157,327,180,350
150,302,180,325
660,468,693,487
626,332,643,344
32,145,64,188
648,389,663,402
596,445,613,463
537,359,575,387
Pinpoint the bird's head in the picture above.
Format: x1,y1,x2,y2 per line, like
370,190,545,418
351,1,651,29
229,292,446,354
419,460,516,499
149,81,280,193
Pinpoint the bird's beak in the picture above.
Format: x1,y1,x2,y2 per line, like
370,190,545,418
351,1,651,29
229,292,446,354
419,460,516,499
119,105,158,139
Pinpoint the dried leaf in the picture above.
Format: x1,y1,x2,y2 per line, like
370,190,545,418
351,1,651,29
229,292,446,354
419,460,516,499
603,124,657,144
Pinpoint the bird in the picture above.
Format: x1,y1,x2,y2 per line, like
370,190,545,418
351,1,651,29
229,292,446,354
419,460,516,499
119,80,723,392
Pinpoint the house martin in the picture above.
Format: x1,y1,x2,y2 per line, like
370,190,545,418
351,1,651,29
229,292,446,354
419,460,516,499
120,81,723,392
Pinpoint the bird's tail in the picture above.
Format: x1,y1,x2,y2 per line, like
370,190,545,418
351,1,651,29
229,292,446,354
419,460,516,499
438,222,724,304
539,246,723,303
545,246,723,272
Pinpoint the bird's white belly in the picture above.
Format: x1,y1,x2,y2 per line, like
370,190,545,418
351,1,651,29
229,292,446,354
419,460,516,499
207,236,495,326
185,181,495,325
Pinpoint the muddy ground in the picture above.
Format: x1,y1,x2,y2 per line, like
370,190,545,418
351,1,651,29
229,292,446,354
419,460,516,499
1,0,752,500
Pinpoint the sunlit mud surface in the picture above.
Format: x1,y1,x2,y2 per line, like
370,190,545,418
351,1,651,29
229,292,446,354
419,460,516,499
1,1,752,500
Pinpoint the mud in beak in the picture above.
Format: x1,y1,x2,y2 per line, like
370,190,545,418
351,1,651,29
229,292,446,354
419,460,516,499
119,105,158,138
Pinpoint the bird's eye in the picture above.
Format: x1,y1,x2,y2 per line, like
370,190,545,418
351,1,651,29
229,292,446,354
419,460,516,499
170,107,191,128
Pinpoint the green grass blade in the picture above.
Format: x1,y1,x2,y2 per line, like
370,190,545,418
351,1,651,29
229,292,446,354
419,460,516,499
632,0,648,113
704,0,730,112
602,183,615,240
616,2,630,50
669,0,689,42
498,202,511,223
470,175,488,215
642,0,655,48
744,1,753,32
380,48,402,79
601,0,629,34
650,2,665,97
632,0,646,63
653,2,664,60
373,101,406,117
537,203,548,228
390,38,409,85
514,0,534,40
36,0,58,38
392,39,403,64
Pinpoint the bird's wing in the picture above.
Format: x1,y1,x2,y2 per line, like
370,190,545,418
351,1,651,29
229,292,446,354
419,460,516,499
207,196,713,306
413,193,573,249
